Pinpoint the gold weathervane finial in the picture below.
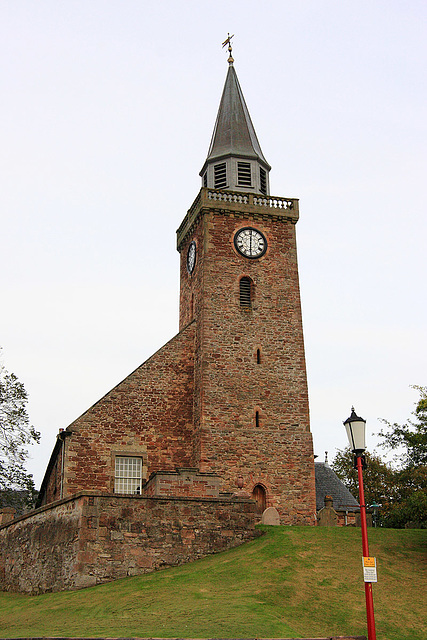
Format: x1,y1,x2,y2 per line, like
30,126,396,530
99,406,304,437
222,33,234,65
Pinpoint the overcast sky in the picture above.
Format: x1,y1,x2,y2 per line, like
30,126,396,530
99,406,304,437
1,1,426,488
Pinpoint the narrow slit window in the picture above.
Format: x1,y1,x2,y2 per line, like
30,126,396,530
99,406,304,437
214,163,227,189
115,456,142,495
260,168,267,194
256,348,261,364
237,162,252,187
255,411,260,428
239,276,253,308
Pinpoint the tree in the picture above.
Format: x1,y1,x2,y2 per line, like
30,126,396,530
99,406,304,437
377,386,427,528
331,447,397,516
0,352,40,513
378,385,427,467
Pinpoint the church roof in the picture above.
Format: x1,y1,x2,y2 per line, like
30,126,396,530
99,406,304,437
200,63,271,174
315,462,359,512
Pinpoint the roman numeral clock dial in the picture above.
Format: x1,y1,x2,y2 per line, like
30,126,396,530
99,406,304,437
186,241,196,274
234,227,267,258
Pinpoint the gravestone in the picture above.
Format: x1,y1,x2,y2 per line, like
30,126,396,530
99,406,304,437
317,494,338,526
261,506,280,525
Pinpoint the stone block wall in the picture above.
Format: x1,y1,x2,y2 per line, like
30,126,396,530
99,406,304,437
39,322,196,506
177,196,316,524
143,468,221,498
0,491,258,593
0,497,82,593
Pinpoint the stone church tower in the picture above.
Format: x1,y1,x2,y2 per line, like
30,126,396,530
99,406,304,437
177,54,315,522
36,51,316,526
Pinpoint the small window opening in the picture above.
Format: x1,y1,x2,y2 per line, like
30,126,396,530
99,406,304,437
115,456,142,495
260,167,267,194
255,411,260,428
214,162,227,189
239,276,253,308
256,348,261,364
237,162,252,187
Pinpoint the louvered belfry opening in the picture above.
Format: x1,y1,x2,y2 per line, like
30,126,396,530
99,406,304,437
214,162,227,189
237,161,252,187
259,167,267,194
239,276,253,308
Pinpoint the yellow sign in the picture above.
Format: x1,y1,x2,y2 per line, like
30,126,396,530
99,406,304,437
363,557,376,567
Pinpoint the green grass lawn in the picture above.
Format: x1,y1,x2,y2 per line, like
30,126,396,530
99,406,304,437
0,526,425,639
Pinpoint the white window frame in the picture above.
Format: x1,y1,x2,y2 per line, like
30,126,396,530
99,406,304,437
114,456,143,495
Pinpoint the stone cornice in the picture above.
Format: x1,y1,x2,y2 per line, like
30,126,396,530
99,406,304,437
176,187,299,251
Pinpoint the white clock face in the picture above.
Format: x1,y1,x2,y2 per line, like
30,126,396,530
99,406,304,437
234,227,267,258
187,241,196,274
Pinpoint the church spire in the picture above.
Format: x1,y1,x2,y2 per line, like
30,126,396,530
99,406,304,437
200,39,271,195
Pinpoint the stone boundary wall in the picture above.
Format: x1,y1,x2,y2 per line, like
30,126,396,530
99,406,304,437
0,491,258,594
143,468,221,498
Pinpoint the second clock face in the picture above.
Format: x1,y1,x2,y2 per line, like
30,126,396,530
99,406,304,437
234,227,267,258
187,241,196,274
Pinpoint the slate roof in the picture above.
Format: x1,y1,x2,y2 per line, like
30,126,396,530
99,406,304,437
315,462,359,512
201,63,271,172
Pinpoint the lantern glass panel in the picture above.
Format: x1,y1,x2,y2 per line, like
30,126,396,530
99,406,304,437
345,419,366,452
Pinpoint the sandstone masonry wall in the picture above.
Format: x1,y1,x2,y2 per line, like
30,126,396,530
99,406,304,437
143,468,221,498
40,323,196,505
178,195,316,524
0,497,82,593
0,491,258,593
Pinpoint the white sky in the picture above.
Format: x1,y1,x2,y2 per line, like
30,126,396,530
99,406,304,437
1,1,426,488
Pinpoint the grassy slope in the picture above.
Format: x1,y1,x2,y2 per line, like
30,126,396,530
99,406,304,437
0,526,425,639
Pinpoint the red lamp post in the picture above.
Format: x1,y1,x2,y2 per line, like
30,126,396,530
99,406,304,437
344,407,377,640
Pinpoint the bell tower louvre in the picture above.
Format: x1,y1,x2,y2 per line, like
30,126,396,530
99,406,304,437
35,42,316,527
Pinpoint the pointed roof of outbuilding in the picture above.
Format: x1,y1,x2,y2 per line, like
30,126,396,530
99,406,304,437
315,462,360,512
200,61,271,174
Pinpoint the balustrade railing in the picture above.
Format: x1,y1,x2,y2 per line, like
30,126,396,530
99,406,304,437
253,195,294,209
205,189,295,210
207,190,249,204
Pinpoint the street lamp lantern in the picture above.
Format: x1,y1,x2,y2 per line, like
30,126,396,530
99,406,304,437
343,406,366,454
343,407,377,640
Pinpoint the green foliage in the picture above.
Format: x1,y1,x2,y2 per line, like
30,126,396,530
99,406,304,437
378,386,427,528
0,352,40,513
332,447,395,508
378,385,427,468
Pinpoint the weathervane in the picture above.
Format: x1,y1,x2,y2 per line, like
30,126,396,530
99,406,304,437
222,33,234,65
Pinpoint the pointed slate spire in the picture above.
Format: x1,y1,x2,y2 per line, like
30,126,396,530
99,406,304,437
200,55,271,195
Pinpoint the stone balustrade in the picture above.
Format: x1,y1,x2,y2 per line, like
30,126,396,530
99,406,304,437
207,189,249,205
177,187,299,250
